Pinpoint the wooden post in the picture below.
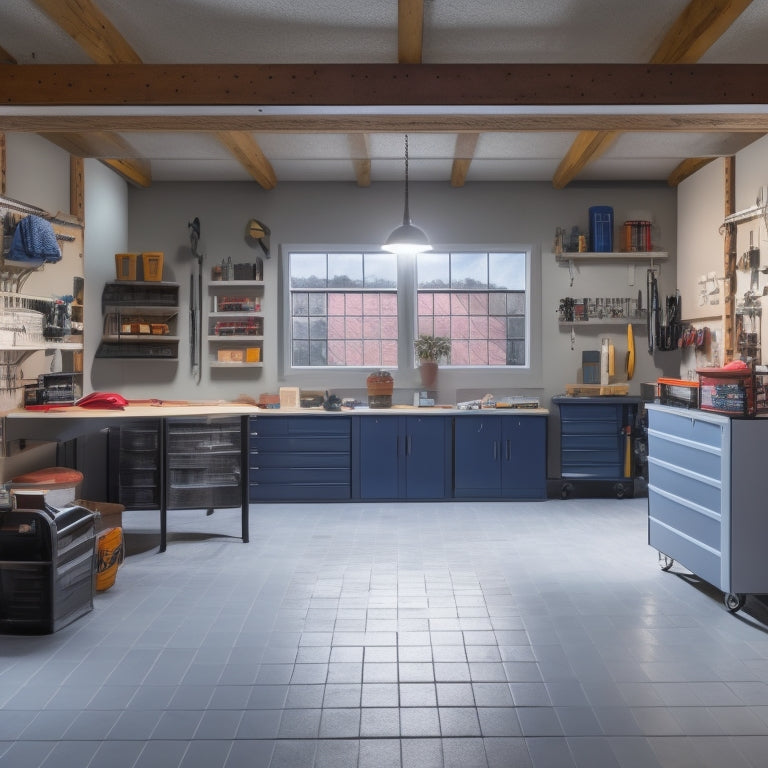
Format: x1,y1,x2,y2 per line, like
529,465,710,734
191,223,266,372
723,156,736,363
0,133,6,196
70,156,85,223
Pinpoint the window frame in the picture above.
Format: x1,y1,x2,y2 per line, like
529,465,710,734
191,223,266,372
279,243,543,391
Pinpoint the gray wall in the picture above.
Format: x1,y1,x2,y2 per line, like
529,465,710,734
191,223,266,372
4,133,679,478
118,179,678,475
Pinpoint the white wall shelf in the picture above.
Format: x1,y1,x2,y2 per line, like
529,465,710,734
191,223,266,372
555,251,668,263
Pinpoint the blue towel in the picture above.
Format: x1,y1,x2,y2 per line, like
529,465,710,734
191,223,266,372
7,215,62,265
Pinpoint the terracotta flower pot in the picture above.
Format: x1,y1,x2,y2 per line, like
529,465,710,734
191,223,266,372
419,360,438,389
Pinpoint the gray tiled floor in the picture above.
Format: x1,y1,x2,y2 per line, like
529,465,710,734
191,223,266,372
3,498,768,767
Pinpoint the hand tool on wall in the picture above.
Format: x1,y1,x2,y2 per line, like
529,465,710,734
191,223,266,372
188,217,203,384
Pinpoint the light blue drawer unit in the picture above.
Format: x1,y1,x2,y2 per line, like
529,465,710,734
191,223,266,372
647,404,768,612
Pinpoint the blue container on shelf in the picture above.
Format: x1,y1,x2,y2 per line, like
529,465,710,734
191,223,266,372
589,206,614,252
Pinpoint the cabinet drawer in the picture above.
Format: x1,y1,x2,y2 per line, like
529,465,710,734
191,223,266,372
250,467,349,485
560,418,620,435
251,416,351,436
647,486,721,551
562,434,621,451
648,408,724,450
250,483,351,501
647,433,722,481
649,515,721,589
562,462,623,478
251,451,350,469
559,404,622,423
250,435,350,453
648,461,721,516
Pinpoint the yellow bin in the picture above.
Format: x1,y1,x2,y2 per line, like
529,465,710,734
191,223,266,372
115,253,137,281
142,252,163,281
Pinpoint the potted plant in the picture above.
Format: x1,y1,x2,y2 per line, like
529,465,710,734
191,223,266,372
414,334,451,388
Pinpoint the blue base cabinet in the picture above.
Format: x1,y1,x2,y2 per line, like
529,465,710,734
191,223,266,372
354,415,451,500
249,416,352,501
453,414,547,499
647,404,768,612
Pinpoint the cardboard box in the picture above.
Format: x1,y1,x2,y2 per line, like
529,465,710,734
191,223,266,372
74,499,125,533
217,349,245,362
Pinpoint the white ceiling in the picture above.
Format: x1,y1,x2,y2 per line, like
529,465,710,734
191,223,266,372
2,0,768,185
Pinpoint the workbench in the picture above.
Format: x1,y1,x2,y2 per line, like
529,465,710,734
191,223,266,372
2,403,260,552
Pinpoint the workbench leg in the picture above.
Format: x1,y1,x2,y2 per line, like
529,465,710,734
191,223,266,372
241,415,249,543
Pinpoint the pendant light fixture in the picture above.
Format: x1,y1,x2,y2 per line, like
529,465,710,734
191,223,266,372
382,134,432,254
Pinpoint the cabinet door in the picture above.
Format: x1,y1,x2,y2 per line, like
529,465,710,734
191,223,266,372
454,416,501,497
358,417,401,499
502,416,547,498
404,416,449,499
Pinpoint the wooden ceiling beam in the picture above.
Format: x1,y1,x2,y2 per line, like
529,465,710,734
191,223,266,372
4,63,768,107
347,133,371,187
552,130,620,190
398,0,424,64
651,0,753,64
667,157,715,186
39,131,152,186
5,112,768,134
30,0,142,64
450,133,479,187
217,131,277,189
552,0,752,188
29,0,150,185
0,45,17,65
100,157,152,187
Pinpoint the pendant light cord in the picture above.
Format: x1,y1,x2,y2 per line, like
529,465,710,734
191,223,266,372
402,134,411,225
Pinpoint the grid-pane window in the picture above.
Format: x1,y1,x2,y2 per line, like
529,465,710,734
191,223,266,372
417,251,527,366
289,252,398,367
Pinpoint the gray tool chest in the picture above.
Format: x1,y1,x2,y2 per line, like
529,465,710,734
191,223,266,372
647,403,768,613
553,395,643,499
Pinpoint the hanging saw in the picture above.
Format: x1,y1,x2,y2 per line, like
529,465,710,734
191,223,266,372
188,217,203,384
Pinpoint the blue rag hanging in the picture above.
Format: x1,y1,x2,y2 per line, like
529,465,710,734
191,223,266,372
7,215,62,265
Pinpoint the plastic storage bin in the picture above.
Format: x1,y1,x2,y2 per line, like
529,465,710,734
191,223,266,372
589,205,614,252
0,503,96,633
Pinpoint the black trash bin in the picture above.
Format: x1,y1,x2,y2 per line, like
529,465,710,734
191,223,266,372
0,502,97,633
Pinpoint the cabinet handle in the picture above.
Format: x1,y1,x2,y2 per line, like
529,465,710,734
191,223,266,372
506,440,511,461
493,441,498,460
406,435,412,456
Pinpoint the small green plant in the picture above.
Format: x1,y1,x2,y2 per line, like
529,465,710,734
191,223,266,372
414,334,451,362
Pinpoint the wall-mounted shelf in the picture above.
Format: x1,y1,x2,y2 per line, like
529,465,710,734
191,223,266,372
96,281,179,360
558,320,646,328
555,251,668,263
207,280,264,370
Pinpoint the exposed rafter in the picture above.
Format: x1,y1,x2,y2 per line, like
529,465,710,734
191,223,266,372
0,45,17,65
29,0,148,185
30,0,142,64
651,0,753,64
217,131,277,190
398,0,424,64
100,157,152,188
553,131,621,190
667,157,716,187
347,134,371,187
451,133,479,188
552,0,753,189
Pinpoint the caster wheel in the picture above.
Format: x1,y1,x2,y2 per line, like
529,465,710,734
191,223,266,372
560,483,573,500
615,483,626,499
724,592,746,613
659,554,674,571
